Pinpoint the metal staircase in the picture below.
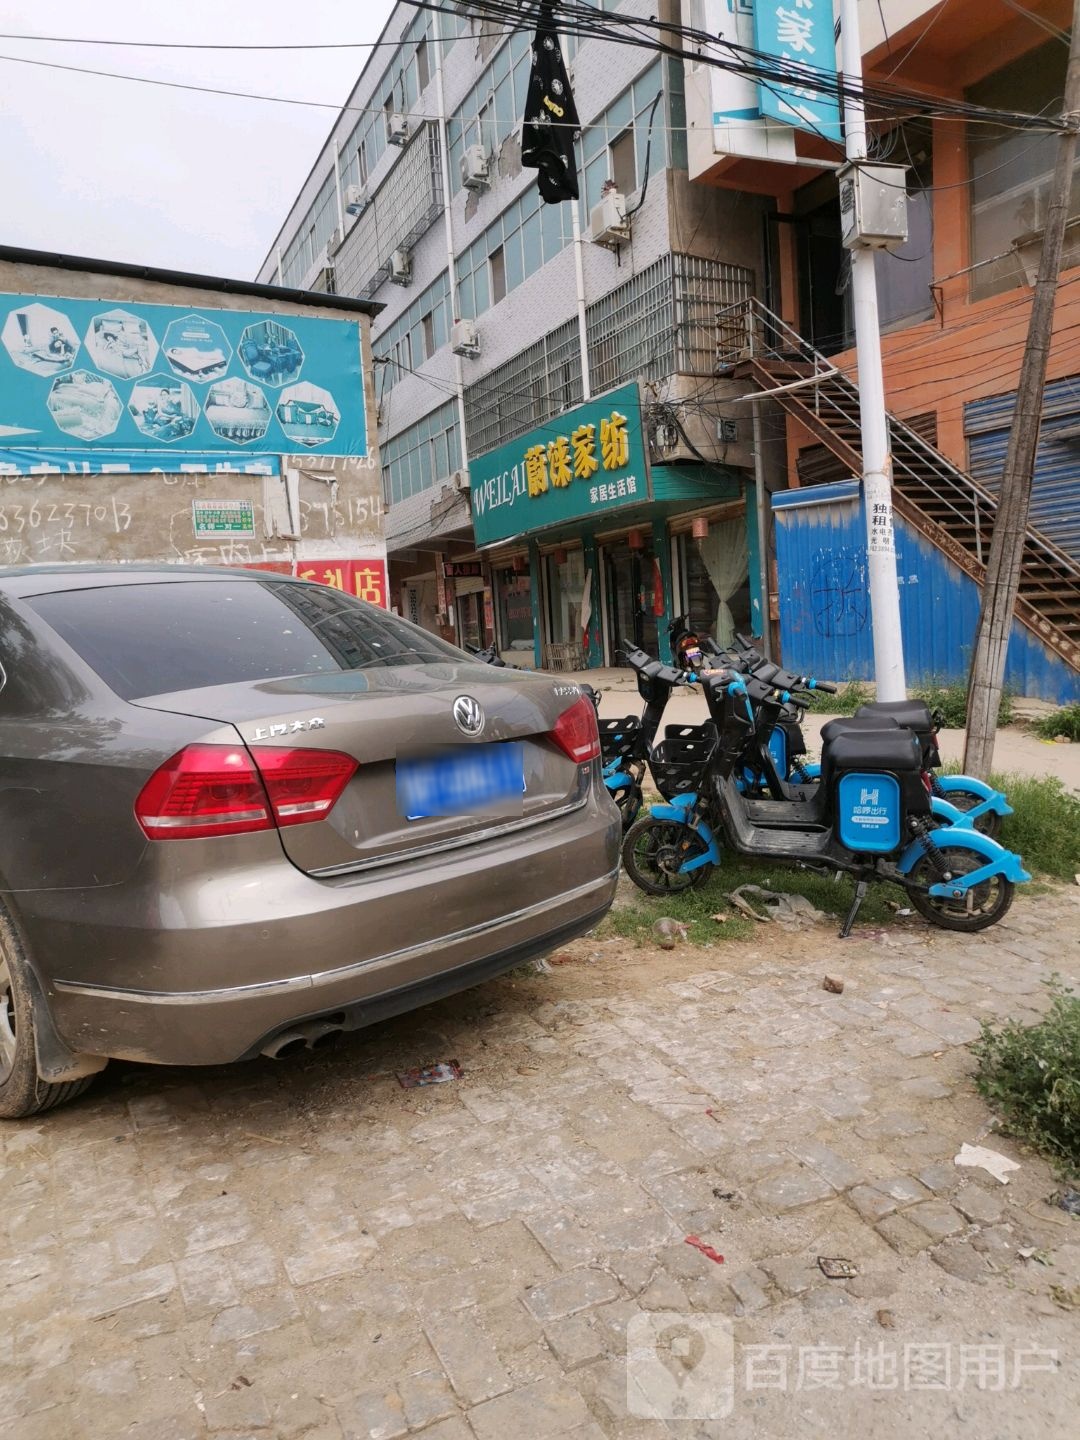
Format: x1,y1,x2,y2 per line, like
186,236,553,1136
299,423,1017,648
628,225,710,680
716,298,1080,673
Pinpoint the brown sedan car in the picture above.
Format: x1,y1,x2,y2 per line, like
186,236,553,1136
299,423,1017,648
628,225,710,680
0,566,620,1118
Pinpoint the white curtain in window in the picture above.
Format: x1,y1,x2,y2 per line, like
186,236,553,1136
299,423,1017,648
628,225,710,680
695,518,748,646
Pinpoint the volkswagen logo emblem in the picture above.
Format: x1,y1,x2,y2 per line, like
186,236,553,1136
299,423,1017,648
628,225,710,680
452,695,485,736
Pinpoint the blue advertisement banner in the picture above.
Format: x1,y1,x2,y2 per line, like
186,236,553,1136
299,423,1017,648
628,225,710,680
0,293,367,464
0,449,278,477
753,0,842,145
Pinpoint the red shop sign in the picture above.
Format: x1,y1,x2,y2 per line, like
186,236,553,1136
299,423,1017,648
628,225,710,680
294,558,389,608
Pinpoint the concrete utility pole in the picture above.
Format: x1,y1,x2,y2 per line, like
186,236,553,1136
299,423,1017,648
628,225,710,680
964,0,1080,779
839,0,907,701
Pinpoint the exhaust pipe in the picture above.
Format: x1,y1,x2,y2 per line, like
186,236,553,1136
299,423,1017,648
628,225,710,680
260,1018,345,1060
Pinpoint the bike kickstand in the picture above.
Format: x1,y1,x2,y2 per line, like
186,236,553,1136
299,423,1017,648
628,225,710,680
838,879,869,939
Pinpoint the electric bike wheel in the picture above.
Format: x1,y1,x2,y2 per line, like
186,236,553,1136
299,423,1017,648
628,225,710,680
616,786,644,832
621,817,714,895
904,844,1014,932
936,786,1002,839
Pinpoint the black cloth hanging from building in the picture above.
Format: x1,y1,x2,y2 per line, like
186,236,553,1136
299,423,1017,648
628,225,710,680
521,2,580,203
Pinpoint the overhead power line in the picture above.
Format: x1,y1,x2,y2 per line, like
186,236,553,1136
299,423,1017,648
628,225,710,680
0,28,508,51
995,0,1072,45
0,1,1067,141
420,0,1072,133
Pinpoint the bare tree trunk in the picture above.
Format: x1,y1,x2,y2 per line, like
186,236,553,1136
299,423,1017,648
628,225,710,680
964,0,1080,779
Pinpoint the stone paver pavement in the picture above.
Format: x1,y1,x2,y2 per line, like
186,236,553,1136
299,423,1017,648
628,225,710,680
1,889,1078,1438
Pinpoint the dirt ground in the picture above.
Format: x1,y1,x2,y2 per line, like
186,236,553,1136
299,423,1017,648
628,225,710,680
2,870,1078,1439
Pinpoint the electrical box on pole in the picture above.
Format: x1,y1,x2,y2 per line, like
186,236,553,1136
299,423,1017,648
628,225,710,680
838,164,910,250
838,0,908,702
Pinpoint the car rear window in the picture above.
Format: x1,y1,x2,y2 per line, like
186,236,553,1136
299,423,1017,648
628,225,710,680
28,579,464,700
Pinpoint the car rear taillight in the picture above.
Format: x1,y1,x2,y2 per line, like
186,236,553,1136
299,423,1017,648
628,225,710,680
249,747,357,827
549,694,601,764
135,744,357,840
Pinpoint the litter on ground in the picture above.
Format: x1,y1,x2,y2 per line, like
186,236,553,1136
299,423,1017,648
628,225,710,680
954,1142,1021,1184
726,885,826,926
818,1256,859,1279
396,1061,463,1089
684,1234,725,1265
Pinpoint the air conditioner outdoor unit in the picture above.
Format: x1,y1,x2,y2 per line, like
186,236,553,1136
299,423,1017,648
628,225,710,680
461,144,491,191
450,469,470,493
451,318,480,357
344,184,369,217
389,248,412,286
387,112,409,147
588,191,630,250
326,226,342,254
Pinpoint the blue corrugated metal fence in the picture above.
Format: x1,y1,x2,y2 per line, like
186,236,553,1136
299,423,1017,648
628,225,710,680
965,376,1080,562
773,482,1078,703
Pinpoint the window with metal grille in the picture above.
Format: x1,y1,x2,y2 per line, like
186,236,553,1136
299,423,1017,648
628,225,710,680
462,255,754,458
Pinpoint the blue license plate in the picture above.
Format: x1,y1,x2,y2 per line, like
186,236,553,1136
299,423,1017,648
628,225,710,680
396,743,525,819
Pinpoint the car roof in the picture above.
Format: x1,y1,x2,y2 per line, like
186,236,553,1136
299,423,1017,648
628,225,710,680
0,564,295,600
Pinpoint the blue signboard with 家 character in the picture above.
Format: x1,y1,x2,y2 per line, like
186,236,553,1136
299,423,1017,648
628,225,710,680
753,0,843,146
0,293,367,472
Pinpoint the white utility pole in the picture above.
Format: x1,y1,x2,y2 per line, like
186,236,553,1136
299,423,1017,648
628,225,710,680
838,0,907,700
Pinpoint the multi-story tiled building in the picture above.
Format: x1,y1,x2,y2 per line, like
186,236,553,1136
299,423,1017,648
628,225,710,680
259,0,1078,698
257,1,777,668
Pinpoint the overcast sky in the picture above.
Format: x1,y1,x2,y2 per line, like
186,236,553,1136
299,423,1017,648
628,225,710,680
0,0,397,280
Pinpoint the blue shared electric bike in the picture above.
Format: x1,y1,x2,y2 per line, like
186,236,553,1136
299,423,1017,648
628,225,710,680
598,646,691,829
717,634,1012,838
621,666,1028,936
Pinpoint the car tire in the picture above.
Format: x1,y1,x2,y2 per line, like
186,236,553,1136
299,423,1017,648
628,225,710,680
0,908,96,1120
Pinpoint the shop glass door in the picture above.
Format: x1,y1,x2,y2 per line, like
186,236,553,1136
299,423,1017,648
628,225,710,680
456,591,484,652
494,567,535,664
604,541,658,662
543,549,586,665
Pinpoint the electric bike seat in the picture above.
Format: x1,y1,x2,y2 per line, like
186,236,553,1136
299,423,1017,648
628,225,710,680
856,699,935,730
819,714,901,747
855,700,941,768
824,728,923,773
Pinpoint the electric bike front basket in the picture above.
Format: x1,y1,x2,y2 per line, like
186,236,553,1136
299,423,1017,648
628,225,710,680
650,723,718,800
598,716,644,766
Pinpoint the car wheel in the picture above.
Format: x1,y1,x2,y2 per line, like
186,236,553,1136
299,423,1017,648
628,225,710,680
0,912,96,1120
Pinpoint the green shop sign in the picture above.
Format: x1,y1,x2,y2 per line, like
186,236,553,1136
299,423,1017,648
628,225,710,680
470,382,651,546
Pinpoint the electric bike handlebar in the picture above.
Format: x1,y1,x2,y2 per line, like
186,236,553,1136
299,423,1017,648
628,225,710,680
466,642,503,663
760,666,839,697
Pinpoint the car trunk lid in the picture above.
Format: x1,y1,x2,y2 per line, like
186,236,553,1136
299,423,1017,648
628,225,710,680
132,663,593,874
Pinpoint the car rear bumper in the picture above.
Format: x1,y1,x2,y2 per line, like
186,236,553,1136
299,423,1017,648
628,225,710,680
29,788,620,1067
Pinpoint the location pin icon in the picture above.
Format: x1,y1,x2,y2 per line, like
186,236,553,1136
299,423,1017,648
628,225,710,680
655,1321,707,1411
